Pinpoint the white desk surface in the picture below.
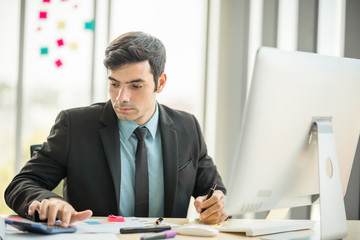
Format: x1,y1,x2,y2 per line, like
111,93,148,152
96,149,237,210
116,218,360,240
3,216,360,239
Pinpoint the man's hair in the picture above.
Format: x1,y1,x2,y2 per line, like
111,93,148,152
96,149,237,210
104,31,166,91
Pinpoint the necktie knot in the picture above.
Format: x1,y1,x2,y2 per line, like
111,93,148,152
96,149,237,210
134,127,148,141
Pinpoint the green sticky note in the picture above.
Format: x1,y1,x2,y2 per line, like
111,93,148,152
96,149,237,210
84,19,95,31
40,47,48,55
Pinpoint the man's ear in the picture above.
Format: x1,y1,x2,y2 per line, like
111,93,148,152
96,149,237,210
156,72,167,93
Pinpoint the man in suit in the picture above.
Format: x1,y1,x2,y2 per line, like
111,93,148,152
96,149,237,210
5,31,227,227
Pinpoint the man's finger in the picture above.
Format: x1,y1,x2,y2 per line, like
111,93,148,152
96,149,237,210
201,209,228,224
200,190,223,209
219,213,229,222
193,196,206,213
39,199,50,220
28,200,41,215
47,203,59,226
202,212,227,224
200,201,224,223
60,204,77,228
70,210,93,223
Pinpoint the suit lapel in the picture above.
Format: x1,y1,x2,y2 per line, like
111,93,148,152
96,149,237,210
98,102,179,216
159,105,178,217
99,100,121,214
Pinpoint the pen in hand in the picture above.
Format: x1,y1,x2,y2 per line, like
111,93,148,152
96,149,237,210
201,182,217,213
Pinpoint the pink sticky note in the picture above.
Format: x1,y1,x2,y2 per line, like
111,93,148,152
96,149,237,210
43,0,50,2
55,59,63,67
39,11,47,19
4,218,23,221
108,215,125,222
57,39,64,47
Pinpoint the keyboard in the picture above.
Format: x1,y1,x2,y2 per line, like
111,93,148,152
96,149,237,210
219,219,315,236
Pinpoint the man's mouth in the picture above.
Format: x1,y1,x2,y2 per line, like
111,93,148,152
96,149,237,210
116,107,133,112
113,102,136,112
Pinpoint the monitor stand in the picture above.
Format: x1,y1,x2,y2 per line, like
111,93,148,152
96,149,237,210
310,119,348,240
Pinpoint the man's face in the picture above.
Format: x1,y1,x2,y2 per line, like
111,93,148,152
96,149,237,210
108,61,166,125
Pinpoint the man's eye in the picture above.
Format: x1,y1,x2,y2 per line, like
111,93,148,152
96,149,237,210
111,83,119,87
132,85,142,89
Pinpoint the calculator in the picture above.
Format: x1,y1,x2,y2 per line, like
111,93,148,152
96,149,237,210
5,219,77,234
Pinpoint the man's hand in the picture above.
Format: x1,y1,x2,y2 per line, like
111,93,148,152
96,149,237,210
28,198,93,227
194,190,228,224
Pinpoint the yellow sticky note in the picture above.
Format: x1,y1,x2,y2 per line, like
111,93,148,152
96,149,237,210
58,21,65,29
70,43,78,50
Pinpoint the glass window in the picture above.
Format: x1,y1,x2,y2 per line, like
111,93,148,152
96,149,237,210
21,0,95,154
109,0,208,124
1,0,207,215
0,0,95,214
0,0,20,214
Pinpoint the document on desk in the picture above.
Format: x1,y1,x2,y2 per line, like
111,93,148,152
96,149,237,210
5,222,118,240
74,217,179,233
5,217,178,239
6,232,118,240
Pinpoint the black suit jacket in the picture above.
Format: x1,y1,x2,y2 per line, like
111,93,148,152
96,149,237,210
5,100,225,219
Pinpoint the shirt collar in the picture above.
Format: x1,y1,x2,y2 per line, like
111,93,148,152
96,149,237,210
118,103,159,141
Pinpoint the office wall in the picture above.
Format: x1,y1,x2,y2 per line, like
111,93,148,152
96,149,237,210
297,0,318,52
343,0,360,220
207,0,249,185
344,0,360,59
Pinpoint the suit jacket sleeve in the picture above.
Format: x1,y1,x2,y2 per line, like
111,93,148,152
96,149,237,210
4,110,70,219
191,115,226,198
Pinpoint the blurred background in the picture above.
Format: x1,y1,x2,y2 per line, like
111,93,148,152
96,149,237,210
0,0,359,219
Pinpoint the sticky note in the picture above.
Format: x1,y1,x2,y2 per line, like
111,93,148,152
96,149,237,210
84,20,95,31
84,221,101,225
4,218,23,221
108,215,125,222
55,59,62,67
43,0,50,2
58,21,65,29
39,11,47,19
70,43,78,50
40,47,48,55
57,39,64,47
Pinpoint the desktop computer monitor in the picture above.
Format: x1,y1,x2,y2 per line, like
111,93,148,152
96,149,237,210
224,47,360,237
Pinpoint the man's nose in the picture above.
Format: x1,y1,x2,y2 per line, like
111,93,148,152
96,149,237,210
116,88,130,102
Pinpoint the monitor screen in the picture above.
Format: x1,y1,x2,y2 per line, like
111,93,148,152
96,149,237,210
224,47,360,216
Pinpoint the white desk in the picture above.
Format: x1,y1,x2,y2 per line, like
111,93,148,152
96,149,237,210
116,218,360,240
3,216,360,239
